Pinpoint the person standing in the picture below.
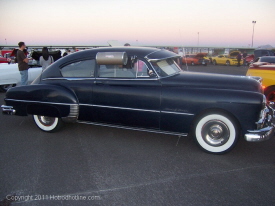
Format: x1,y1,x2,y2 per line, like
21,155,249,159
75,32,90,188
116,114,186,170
177,49,184,69
236,52,242,67
242,51,247,66
17,42,29,85
39,47,54,71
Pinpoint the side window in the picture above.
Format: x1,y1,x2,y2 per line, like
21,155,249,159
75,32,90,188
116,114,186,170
61,59,95,78
97,59,150,78
133,60,150,77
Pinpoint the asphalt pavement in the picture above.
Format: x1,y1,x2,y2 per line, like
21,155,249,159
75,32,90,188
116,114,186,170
1,65,275,206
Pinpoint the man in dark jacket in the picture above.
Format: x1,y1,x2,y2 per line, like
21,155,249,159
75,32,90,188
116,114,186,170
17,42,29,85
237,52,242,67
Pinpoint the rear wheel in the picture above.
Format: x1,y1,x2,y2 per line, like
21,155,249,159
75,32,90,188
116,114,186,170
212,60,217,65
191,61,195,66
194,113,239,154
33,115,63,132
226,60,230,66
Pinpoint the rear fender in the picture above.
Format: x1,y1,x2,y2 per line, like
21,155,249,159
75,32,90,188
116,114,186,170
4,84,79,121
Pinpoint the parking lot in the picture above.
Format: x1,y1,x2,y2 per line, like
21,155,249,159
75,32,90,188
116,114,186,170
1,65,275,206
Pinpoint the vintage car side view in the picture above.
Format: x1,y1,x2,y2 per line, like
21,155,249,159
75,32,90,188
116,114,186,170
1,47,274,154
182,53,209,66
211,51,242,66
247,58,275,101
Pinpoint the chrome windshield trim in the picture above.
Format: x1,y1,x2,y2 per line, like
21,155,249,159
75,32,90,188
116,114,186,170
5,99,76,106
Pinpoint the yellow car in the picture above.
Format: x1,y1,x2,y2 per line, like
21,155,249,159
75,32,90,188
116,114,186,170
246,62,275,101
211,51,243,66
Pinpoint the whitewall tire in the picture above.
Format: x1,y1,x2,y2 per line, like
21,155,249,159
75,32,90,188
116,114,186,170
33,115,63,132
194,113,239,154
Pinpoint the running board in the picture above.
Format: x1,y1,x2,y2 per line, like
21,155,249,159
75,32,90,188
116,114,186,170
77,121,188,136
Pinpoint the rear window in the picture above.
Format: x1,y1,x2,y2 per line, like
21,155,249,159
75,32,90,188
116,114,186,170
61,59,95,77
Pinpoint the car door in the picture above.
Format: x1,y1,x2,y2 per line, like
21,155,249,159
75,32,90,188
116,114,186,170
92,59,161,129
217,55,224,64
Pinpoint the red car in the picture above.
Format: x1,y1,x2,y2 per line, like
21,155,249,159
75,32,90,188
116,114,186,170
182,53,209,66
0,56,9,63
0,50,12,63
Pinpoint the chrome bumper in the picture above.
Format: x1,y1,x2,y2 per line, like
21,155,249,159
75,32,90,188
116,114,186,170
245,104,274,142
1,105,16,115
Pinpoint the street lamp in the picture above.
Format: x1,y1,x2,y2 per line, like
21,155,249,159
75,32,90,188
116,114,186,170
252,21,256,47
197,32,199,47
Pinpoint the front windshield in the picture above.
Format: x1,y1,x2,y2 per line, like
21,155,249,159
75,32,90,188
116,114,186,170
151,58,181,77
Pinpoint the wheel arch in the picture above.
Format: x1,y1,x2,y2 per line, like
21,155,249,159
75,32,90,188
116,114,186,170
191,108,241,133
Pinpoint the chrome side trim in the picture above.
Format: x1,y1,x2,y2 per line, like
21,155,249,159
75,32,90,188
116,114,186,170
5,99,76,106
94,78,158,81
42,77,95,81
77,120,188,136
161,111,194,116
80,104,159,113
62,104,79,122
80,103,194,116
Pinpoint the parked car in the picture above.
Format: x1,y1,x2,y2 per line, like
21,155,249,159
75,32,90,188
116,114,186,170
245,54,254,66
254,56,275,64
0,63,42,92
1,47,274,154
0,56,9,63
182,53,209,66
247,59,275,101
211,51,243,66
245,49,275,66
254,49,274,60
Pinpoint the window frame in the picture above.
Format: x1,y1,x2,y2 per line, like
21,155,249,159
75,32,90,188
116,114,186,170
95,58,157,80
60,58,96,78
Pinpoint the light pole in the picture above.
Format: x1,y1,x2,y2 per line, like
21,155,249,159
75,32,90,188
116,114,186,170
197,32,199,47
252,21,256,47
5,38,7,45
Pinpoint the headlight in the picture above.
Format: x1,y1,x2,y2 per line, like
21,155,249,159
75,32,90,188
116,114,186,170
262,95,267,109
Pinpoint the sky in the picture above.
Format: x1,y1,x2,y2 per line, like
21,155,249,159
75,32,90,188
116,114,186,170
0,0,275,47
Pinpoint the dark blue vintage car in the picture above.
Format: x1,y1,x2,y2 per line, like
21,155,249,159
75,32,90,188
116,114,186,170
1,47,274,154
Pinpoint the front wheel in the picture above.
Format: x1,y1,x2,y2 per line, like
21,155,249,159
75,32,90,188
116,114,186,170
33,115,63,132
194,113,239,154
212,60,217,65
191,62,195,66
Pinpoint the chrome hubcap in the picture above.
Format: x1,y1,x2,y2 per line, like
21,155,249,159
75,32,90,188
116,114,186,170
201,120,230,146
38,116,56,126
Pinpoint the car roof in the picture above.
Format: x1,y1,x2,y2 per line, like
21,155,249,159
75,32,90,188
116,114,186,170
55,47,179,65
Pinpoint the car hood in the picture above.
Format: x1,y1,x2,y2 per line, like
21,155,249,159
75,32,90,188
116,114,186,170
160,72,262,93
